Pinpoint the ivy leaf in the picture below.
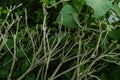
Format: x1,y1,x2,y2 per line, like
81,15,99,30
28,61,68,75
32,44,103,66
3,34,20,51
3,37,14,51
16,48,25,58
50,0,57,8
111,3,120,18
108,27,120,40
54,4,78,28
21,60,30,72
85,0,112,19
71,0,85,13
0,69,8,78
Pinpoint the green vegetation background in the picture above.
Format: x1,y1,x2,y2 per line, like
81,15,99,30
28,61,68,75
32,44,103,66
0,0,120,80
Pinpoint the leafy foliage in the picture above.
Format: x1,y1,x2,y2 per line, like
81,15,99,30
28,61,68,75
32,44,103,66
54,4,78,28
85,0,120,18
0,0,120,80
85,0,112,18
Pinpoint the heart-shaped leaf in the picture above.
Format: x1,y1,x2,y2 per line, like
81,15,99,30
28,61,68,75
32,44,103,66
85,0,112,18
54,4,78,28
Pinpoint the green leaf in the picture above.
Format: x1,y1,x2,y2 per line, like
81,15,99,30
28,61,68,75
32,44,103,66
3,37,14,51
0,69,8,78
54,4,78,28
71,0,85,13
50,0,57,8
111,3,120,18
79,65,85,72
103,56,120,63
21,60,30,72
3,34,21,51
2,9,8,14
85,0,112,18
115,0,120,2
108,27,120,40
100,73,107,80
40,0,49,5
0,7,3,10
25,74,35,80
0,12,1,17
2,55,12,70
6,38,14,48
16,48,25,58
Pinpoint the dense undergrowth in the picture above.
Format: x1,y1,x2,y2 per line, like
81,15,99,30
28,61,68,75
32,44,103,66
0,0,120,80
